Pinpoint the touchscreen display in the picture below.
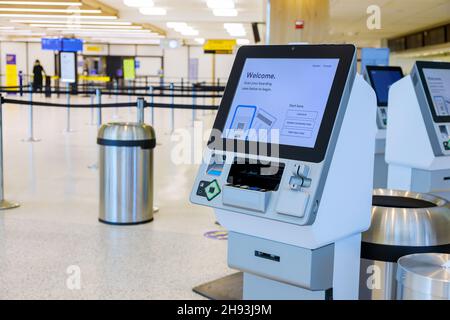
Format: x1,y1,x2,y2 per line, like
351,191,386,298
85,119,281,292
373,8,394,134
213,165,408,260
423,68,450,117
221,58,339,149
369,69,403,106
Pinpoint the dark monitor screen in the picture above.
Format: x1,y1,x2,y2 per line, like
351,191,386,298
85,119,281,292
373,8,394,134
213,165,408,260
366,66,404,107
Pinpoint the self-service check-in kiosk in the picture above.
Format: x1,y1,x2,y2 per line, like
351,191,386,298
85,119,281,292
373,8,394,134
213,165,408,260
387,61,450,199
191,45,377,300
365,66,404,188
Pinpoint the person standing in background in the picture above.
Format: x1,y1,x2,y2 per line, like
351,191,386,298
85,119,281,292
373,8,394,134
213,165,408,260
32,60,46,92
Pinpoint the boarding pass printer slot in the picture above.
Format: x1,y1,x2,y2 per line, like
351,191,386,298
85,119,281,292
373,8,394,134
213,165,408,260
222,159,284,213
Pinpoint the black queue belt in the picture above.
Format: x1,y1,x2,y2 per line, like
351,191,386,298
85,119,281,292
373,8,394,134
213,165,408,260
95,91,223,98
0,85,225,93
0,89,223,99
144,101,219,111
1,97,219,111
1,98,135,109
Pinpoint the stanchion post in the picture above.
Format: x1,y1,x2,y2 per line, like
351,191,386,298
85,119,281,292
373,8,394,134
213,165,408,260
137,97,145,124
170,82,175,133
19,71,23,97
192,83,197,126
89,90,95,125
128,80,132,113
23,84,40,142
96,88,102,128
0,94,20,210
88,88,102,170
65,83,72,132
113,79,119,118
148,86,154,126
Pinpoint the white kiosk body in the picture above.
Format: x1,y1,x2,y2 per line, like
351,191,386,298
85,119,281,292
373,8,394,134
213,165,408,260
365,66,404,188
190,45,377,300
386,61,450,199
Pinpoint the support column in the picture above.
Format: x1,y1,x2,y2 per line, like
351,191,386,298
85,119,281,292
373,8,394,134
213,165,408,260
269,0,330,45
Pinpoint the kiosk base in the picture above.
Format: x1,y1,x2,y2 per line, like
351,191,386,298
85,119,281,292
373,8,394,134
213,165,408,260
244,273,330,300
193,272,243,300
229,233,362,300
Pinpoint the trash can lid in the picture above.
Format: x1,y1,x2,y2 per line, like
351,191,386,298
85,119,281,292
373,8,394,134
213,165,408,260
397,253,450,299
363,189,450,247
97,122,156,149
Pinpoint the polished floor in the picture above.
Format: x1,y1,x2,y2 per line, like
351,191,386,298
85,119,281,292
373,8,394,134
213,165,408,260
0,91,232,299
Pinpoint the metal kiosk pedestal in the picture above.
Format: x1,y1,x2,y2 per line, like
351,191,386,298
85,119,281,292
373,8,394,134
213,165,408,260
98,122,156,225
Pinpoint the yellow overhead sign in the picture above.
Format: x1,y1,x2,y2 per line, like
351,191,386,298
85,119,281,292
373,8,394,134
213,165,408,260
85,45,103,52
79,75,111,82
203,39,237,54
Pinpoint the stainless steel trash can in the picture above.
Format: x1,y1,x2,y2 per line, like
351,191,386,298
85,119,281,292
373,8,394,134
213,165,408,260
359,189,450,300
98,122,156,225
397,253,450,300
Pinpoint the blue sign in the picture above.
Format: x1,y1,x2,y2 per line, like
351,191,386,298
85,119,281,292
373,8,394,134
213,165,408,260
41,38,62,51
62,38,83,52
361,48,390,73
135,60,140,69
41,38,83,52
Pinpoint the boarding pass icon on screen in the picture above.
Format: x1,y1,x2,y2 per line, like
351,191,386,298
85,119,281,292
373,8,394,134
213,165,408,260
227,105,257,139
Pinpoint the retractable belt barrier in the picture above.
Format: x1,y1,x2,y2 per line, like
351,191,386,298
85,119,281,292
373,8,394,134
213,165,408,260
0,85,225,93
1,97,219,111
0,92,219,212
0,89,223,99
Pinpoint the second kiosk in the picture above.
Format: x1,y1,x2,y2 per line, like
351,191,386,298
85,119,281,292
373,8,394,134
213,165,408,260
387,61,450,199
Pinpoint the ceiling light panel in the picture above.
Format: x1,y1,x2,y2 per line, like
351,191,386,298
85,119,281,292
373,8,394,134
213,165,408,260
224,23,246,37
0,1,82,5
60,30,160,36
56,28,153,33
213,8,237,16
123,0,154,8
207,0,237,17
139,7,166,15
0,8,101,13
167,21,199,37
236,38,249,45
29,24,142,29
11,19,131,25
194,37,205,44
207,0,234,9
0,14,117,19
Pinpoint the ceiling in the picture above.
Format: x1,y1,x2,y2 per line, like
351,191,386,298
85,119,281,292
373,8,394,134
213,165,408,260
105,0,265,42
0,0,448,47
329,0,450,46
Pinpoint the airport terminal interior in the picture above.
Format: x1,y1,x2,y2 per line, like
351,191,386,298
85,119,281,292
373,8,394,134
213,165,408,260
0,0,449,301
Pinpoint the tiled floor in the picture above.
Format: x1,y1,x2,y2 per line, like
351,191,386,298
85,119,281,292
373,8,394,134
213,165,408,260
0,92,232,299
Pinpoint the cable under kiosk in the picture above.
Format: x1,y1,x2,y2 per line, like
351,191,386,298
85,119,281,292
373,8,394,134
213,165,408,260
191,45,378,300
